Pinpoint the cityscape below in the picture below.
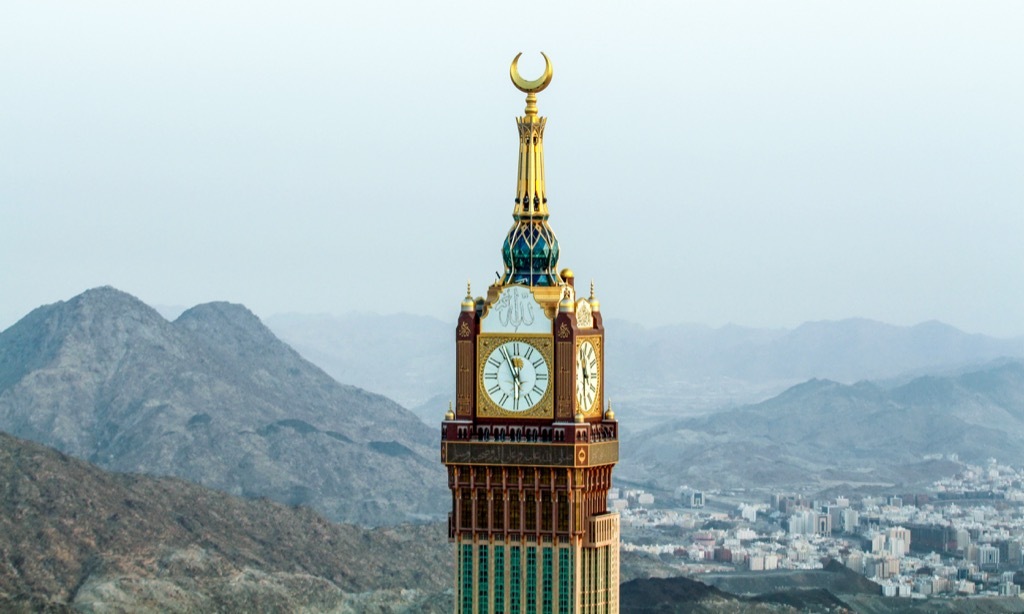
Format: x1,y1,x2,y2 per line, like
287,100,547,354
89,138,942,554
616,458,1024,600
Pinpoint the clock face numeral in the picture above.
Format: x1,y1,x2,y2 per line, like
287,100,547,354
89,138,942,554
576,339,601,413
481,340,550,412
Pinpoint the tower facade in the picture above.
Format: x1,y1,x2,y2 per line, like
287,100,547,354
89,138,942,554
441,53,619,614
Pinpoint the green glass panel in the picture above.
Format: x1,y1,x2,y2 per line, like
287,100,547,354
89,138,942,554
559,548,571,612
495,546,505,614
510,546,521,614
542,548,553,614
461,544,473,613
526,547,537,612
479,545,488,614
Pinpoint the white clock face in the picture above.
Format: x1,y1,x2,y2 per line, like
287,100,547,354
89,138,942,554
576,339,600,412
481,340,550,412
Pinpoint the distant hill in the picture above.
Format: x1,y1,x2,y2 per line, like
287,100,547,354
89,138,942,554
0,431,451,612
0,287,447,525
619,558,1024,613
620,360,1024,491
610,318,1024,383
619,574,856,613
699,559,880,599
266,312,453,411
606,317,1024,429
267,312,1024,430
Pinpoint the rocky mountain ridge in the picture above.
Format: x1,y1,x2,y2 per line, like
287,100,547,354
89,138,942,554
620,359,1024,492
0,431,451,612
0,287,447,525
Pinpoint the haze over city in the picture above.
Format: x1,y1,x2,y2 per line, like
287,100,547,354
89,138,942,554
3,1,1022,336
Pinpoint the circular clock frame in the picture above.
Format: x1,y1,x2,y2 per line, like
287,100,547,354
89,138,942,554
575,337,601,414
477,336,554,418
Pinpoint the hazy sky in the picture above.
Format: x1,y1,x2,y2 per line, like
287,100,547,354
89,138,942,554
3,1,1022,336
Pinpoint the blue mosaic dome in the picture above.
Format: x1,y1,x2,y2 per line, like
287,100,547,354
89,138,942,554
501,220,560,286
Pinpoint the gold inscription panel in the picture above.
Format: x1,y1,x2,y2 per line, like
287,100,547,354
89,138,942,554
443,441,619,468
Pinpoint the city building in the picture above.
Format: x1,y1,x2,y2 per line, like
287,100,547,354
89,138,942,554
682,489,705,509
440,53,620,613
840,508,860,534
887,526,911,556
979,544,1000,570
788,509,830,537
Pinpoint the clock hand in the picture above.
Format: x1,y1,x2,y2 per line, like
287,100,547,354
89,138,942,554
500,346,521,399
500,346,518,378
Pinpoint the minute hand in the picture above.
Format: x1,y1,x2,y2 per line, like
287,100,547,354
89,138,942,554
500,346,521,398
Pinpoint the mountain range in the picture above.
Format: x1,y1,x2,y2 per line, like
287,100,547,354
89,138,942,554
4,289,1021,513
0,287,447,525
619,359,1024,493
266,313,1024,430
611,318,1023,383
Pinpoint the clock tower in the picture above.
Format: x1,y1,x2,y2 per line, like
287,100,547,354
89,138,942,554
441,53,620,613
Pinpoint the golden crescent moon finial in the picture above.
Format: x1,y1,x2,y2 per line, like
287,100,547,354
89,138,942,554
510,52,553,94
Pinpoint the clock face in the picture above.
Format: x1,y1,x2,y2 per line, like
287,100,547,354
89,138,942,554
576,338,601,413
481,340,550,412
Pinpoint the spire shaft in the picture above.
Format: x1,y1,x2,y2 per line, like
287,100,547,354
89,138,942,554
501,52,560,287
514,114,549,219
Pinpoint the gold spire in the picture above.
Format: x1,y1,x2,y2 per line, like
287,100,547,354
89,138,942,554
510,52,552,220
500,53,561,287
